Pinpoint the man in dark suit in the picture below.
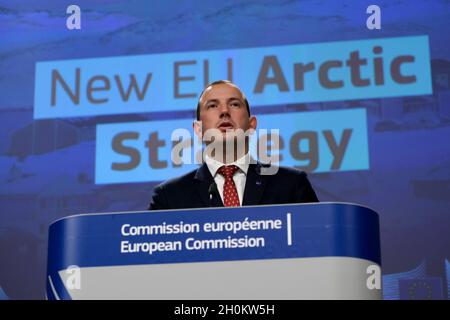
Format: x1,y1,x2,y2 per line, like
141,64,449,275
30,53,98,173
149,80,318,210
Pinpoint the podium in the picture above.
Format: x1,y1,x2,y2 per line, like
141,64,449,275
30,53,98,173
46,202,382,300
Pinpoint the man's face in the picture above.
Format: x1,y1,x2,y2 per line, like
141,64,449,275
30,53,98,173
193,83,257,140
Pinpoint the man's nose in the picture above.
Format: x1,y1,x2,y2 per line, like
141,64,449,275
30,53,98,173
218,103,230,117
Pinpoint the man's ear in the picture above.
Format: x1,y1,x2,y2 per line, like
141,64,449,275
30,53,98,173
249,116,257,132
193,120,202,140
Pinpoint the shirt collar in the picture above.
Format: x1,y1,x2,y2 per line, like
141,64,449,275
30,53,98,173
205,153,251,177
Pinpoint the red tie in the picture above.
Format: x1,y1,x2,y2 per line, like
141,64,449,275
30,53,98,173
217,165,240,207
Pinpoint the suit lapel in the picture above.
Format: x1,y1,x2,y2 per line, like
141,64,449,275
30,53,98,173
242,163,268,206
194,163,224,207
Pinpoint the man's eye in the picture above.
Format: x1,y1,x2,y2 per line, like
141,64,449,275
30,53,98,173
207,104,217,108
231,102,241,107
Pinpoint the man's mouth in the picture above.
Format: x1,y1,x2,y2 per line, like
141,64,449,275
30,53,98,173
218,121,235,131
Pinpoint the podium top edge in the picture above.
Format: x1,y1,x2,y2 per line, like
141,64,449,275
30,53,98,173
50,202,378,225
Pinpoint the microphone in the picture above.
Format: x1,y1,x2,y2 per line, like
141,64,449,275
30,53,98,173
208,181,218,206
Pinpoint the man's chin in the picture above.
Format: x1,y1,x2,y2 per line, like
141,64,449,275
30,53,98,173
220,131,245,142
202,128,248,144
218,127,235,134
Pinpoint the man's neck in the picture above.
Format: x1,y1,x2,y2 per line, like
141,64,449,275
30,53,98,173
204,152,251,178
211,146,248,164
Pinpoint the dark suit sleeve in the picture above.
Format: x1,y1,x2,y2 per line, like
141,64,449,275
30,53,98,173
148,184,170,210
296,171,319,203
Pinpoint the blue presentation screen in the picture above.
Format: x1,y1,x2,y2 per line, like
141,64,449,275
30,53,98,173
0,0,449,300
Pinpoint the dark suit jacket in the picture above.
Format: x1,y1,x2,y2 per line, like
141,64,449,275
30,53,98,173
148,163,319,210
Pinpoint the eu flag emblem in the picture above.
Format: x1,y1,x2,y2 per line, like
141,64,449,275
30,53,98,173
399,278,443,300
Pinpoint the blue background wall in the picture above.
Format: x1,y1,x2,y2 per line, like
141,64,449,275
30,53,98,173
0,0,449,299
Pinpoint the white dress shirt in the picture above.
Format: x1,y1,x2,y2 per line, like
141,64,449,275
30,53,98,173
204,153,251,206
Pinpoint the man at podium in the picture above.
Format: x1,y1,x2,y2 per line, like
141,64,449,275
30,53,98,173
149,80,318,210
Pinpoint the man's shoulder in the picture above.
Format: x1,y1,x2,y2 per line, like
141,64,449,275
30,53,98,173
256,163,308,179
153,168,198,191
276,165,308,176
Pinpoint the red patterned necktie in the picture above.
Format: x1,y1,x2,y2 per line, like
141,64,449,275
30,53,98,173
217,165,240,207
